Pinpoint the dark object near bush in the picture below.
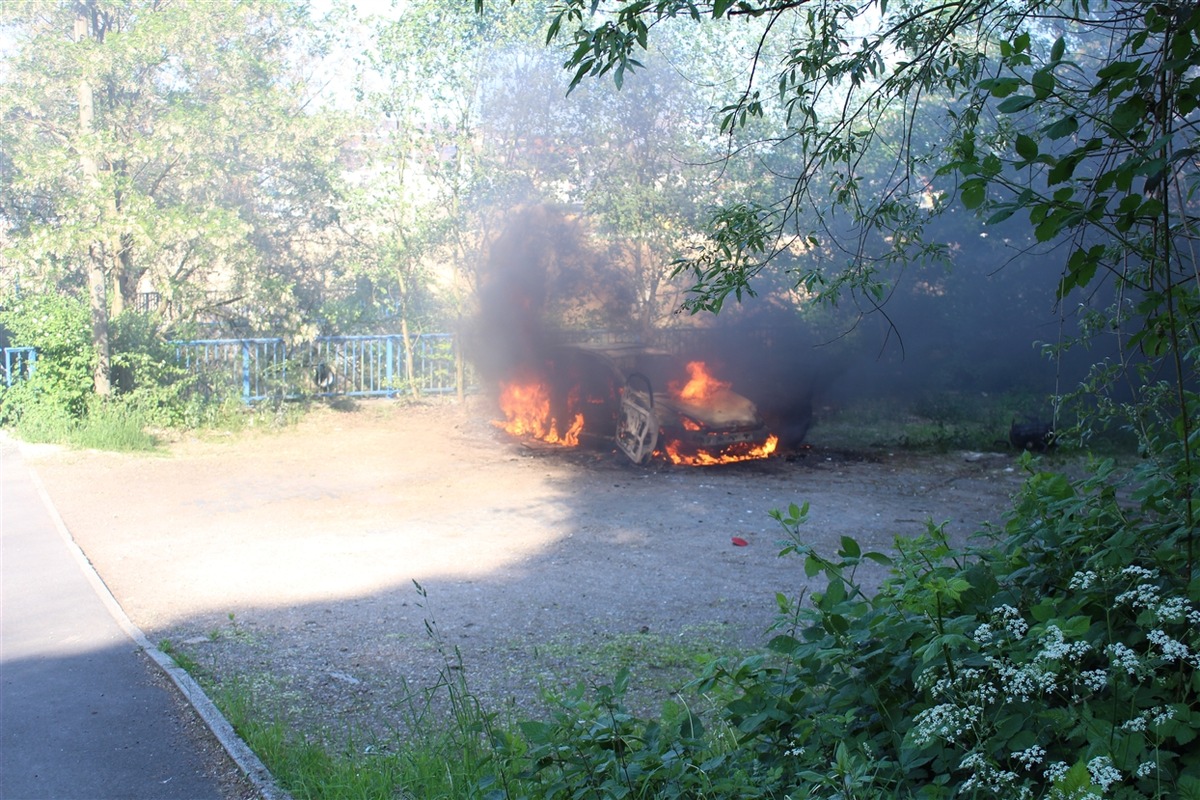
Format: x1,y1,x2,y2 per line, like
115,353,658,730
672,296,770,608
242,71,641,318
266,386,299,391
314,363,335,390
1010,420,1055,451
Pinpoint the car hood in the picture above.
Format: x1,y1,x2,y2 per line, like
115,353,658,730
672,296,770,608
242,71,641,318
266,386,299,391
656,387,762,428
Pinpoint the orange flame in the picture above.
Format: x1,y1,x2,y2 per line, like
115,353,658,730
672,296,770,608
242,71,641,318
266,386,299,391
494,360,778,465
494,380,583,447
662,360,777,465
661,434,779,466
670,360,731,403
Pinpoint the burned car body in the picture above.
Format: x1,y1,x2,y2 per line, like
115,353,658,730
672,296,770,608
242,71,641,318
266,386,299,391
540,343,777,465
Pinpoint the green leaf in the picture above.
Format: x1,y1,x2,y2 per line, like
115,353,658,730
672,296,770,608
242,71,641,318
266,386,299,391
1048,153,1082,184
1059,245,1103,297
1050,36,1065,64
997,94,1037,113
1179,774,1200,800
1015,134,1038,161
1032,68,1055,99
1044,115,1078,140
1111,96,1147,133
981,76,1021,97
678,710,705,739
518,719,555,743
1096,59,1142,80
768,634,802,655
988,206,1016,224
961,179,987,209
1052,760,1092,796
1035,214,1067,241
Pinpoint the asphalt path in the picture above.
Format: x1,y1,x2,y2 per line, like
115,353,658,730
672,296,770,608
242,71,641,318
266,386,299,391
1,437,279,800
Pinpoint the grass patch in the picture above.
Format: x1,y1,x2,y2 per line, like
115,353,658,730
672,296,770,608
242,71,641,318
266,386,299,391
10,395,160,451
204,664,511,800
72,400,160,451
164,617,747,799
5,389,315,451
527,623,743,712
810,391,1061,452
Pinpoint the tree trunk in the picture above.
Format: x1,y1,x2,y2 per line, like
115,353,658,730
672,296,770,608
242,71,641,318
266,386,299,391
87,254,111,395
401,315,418,399
455,331,465,404
116,237,144,314
76,10,111,397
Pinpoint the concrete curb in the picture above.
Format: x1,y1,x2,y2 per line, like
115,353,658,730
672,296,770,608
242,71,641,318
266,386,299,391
22,445,291,800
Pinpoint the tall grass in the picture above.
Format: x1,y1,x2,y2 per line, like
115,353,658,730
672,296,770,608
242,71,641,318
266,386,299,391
205,650,509,798
10,394,160,451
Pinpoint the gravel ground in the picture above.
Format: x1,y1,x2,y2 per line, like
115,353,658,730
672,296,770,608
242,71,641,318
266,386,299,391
26,399,1026,743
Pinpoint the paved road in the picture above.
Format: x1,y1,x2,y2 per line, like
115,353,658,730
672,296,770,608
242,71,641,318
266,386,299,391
1,438,273,800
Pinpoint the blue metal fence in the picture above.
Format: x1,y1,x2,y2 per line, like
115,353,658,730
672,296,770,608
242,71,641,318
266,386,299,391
2,347,37,388
172,334,465,403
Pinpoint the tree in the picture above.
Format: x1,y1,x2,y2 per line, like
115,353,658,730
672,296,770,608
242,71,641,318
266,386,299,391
0,0,349,393
569,57,723,331
461,7,1200,798
492,0,1199,507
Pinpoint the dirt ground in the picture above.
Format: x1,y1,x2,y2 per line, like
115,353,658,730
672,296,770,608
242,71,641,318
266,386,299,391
26,398,1027,742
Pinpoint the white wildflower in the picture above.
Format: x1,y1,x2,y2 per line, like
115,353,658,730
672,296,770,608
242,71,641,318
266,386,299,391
1037,625,1090,662
1151,706,1176,726
1069,570,1097,589
1136,761,1156,778
1154,596,1189,623
994,660,1057,699
912,703,982,746
1044,761,1071,782
1148,629,1190,663
959,751,986,771
1012,744,1046,770
1088,755,1121,791
1116,582,1161,610
1106,642,1141,676
997,605,1029,637
1039,625,1071,659
1080,669,1108,692
959,752,1024,795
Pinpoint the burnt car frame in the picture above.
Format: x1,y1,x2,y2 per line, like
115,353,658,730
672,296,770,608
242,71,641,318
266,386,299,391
544,343,774,464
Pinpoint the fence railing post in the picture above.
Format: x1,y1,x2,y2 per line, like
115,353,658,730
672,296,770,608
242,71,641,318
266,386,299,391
242,340,251,404
2,347,38,388
169,333,471,402
385,337,394,395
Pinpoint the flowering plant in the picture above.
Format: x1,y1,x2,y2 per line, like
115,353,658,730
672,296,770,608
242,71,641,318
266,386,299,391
688,452,1199,799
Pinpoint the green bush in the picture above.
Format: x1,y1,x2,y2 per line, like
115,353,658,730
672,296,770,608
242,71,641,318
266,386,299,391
70,395,160,451
0,291,238,443
474,442,1198,799
109,310,215,429
0,292,93,424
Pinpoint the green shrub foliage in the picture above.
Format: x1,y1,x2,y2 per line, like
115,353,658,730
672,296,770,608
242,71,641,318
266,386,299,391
0,293,210,441
485,444,1199,799
0,292,93,423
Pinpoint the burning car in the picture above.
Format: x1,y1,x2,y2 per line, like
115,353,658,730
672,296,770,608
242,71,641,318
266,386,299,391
493,343,778,466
